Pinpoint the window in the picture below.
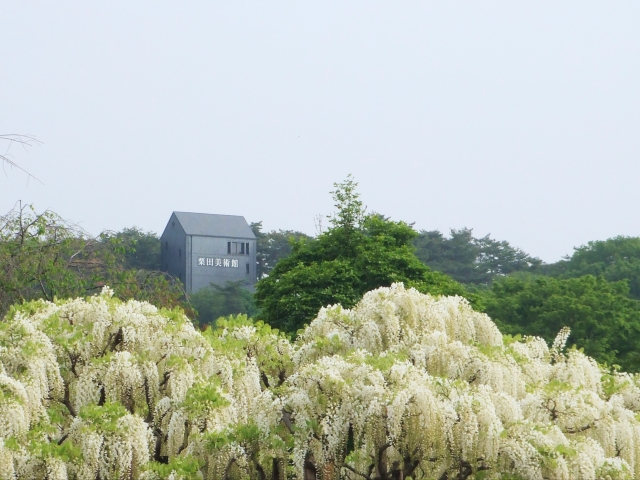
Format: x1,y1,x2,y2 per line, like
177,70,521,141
230,242,249,255
246,263,250,274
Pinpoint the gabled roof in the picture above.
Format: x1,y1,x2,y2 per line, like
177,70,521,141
167,212,256,239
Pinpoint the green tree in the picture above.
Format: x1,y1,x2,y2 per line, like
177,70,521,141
0,203,191,317
104,227,162,271
475,233,542,278
543,236,640,300
413,227,541,285
190,281,259,326
249,222,312,280
480,275,640,371
413,229,478,283
255,177,467,333
0,202,107,313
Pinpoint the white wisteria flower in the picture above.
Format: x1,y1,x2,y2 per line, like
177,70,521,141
0,283,639,479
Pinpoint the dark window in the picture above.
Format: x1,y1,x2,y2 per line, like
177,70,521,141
230,242,249,255
172,221,175,227
246,263,250,274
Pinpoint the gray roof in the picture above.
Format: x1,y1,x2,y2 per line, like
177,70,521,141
170,211,256,239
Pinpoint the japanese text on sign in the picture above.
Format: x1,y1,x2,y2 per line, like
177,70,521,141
198,257,239,268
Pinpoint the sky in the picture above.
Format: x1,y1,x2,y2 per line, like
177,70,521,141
2,2,639,263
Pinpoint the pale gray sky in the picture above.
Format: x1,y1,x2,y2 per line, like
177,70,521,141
2,2,639,262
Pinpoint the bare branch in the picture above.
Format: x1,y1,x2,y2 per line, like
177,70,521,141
62,382,76,417
281,409,294,434
0,134,43,184
343,463,370,479
223,457,237,480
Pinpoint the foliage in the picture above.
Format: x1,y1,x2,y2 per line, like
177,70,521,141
110,269,195,318
190,281,259,327
255,177,466,333
413,228,542,285
0,203,192,317
480,275,640,372
543,236,640,300
327,173,366,236
103,227,162,272
0,202,112,314
2,284,640,479
249,221,312,280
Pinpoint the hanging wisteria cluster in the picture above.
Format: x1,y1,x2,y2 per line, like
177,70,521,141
1,284,640,479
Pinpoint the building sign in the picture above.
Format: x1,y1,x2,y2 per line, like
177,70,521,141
198,257,239,268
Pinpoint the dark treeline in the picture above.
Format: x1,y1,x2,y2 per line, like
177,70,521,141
412,227,542,285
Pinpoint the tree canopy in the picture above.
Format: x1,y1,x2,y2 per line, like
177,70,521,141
413,228,542,285
2,284,640,479
543,236,640,300
249,222,312,280
480,275,640,372
255,177,466,333
103,227,162,272
0,203,191,317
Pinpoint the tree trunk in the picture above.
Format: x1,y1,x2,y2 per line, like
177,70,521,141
272,458,283,480
304,452,318,480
